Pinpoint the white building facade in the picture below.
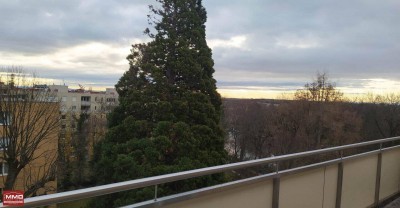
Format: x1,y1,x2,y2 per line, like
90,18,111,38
47,85,119,113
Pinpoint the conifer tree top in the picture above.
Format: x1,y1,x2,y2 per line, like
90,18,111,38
94,2,227,206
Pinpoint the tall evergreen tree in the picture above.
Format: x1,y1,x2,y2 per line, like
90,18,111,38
92,0,227,206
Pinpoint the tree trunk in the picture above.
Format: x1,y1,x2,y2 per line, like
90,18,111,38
4,163,20,190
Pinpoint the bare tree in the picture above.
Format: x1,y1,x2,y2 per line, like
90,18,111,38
270,73,361,168
0,68,60,196
223,99,273,161
222,99,247,160
294,72,343,102
293,72,347,147
364,93,400,138
222,73,362,170
271,101,308,155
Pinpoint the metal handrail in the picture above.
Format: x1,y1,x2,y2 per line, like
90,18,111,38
3,136,400,207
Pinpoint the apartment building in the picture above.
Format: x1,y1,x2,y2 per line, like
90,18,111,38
47,85,119,179
0,84,59,196
47,85,119,113
0,81,119,196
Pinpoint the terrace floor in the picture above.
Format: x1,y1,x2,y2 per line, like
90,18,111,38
384,197,400,208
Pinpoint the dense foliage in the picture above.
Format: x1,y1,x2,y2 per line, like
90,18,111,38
92,0,227,206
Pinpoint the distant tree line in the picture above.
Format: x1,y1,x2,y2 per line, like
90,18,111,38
222,73,400,170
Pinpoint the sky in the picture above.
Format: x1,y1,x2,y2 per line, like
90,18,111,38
1,0,400,98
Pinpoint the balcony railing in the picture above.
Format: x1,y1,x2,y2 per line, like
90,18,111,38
1,136,399,208
81,101,91,106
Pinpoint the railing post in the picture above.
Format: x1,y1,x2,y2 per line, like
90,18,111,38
154,184,158,201
272,162,280,208
272,178,280,208
335,151,344,208
374,143,383,207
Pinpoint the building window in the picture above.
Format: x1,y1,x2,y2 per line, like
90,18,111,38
81,106,90,111
0,112,11,125
61,115,66,119
72,97,77,102
61,124,66,129
0,163,8,175
106,98,116,102
62,96,67,102
81,96,90,102
72,106,77,110
0,138,10,150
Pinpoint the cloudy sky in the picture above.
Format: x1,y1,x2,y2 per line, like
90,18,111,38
1,0,400,98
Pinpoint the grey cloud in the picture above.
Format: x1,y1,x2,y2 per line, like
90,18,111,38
218,80,302,89
1,0,400,93
33,67,123,87
0,0,149,54
205,0,400,83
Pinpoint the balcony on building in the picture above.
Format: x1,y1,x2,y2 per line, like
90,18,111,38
81,96,91,106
